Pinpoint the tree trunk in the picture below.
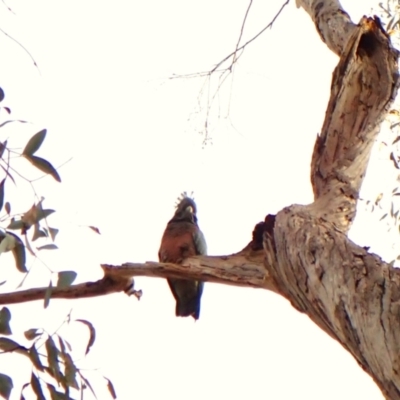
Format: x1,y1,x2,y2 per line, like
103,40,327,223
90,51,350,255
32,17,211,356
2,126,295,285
275,1,400,398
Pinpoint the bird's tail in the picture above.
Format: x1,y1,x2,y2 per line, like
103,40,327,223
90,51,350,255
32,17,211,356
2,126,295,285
175,298,200,320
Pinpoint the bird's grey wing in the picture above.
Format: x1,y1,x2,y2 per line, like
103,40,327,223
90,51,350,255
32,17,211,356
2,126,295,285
193,228,207,256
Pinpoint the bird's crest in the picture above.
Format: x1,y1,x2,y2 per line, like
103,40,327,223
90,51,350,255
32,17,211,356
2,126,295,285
174,191,197,215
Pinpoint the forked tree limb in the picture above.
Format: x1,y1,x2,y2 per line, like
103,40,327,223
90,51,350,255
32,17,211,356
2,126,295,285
268,7,400,399
311,16,398,233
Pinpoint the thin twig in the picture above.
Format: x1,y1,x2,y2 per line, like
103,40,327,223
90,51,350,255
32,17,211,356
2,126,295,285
232,0,254,66
170,0,290,143
211,0,290,73
0,27,40,73
169,0,290,80
1,0,15,14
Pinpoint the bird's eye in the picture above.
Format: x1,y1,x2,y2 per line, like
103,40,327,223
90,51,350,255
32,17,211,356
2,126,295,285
186,206,194,214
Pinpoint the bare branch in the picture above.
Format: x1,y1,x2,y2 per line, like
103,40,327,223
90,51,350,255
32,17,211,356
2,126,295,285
0,249,274,306
296,0,356,54
169,0,290,143
0,277,128,306
311,16,399,231
232,0,253,66
210,0,289,74
0,27,40,72
102,250,275,291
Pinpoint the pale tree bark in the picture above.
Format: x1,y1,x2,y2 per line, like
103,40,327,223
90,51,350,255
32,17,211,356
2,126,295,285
274,0,400,398
1,0,399,398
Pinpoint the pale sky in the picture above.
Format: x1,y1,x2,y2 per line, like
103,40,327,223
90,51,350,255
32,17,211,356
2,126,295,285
0,0,394,399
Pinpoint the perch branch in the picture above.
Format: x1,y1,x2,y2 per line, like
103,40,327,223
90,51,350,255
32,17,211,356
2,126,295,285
0,277,128,306
102,249,275,291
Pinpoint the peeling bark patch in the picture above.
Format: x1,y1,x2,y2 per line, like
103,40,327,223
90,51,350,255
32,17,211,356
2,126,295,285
357,32,378,58
272,207,400,395
378,280,390,357
335,300,362,349
310,16,399,233
314,2,323,17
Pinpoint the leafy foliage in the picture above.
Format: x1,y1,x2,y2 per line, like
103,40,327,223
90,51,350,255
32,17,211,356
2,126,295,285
0,87,114,399
0,308,108,399
57,272,77,289
0,373,13,400
0,101,60,275
0,308,11,335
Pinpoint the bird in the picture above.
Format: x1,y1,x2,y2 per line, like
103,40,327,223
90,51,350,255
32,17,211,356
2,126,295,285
158,193,207,320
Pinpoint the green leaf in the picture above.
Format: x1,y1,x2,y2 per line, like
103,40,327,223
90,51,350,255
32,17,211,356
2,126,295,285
24,328,41,341
0,373,12,400
30,372,45,400
57,271,77,289
61,349,78,390
22,129,47,156
0,179,5,213
78,372,97,399
105,377,117,400
29,345,44,371
58,336,67,354
32,223,48,242
37,244,58,251
24,155,61,182
63,339,72,352
0,165,15,186
49,227,59,241
7,219,24,230
0,307,11,335
46,384,72,400
88,226,101,235
37,208,55,221
64,355,78,387
44,281,52,309
45,337,62,384
22,203,55,228
0,234,16,255
20,382,29,400
0,338,28,356
9,233,27,273
0,141,6,160
75,319,96,355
